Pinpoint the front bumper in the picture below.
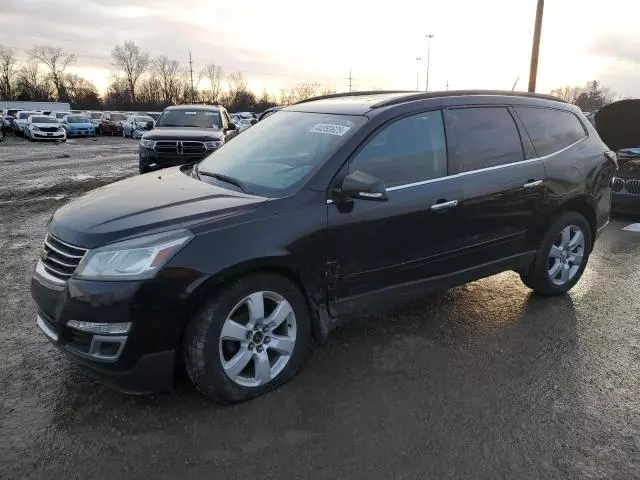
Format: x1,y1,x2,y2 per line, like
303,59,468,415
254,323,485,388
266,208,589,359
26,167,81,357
32,130,66,140
66,129,95,137
139,147,215,171
31,267,193,394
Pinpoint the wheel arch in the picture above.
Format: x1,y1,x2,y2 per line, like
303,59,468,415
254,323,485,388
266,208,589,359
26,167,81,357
553,194,597,249
181,258,328,345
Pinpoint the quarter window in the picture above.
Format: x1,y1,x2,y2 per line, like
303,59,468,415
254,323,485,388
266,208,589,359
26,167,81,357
349,110,447,188
449,107,524,173
515,107,587,157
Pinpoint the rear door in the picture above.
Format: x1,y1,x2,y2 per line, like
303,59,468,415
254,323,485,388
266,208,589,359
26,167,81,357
447,106,547,266
326,110,464,315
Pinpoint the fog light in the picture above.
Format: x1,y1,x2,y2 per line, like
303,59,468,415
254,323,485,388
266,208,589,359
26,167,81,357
66,320,131,335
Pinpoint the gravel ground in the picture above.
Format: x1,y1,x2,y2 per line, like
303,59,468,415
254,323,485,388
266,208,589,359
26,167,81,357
1,137,639,479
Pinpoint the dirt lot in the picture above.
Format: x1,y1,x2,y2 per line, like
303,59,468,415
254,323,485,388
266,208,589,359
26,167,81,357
1,136,639,479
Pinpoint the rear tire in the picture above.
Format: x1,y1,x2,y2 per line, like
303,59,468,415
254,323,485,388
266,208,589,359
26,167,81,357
183,273,311,403
520,211,591,296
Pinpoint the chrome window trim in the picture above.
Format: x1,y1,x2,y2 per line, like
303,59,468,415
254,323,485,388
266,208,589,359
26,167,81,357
35,260,67,285
386,136,586,193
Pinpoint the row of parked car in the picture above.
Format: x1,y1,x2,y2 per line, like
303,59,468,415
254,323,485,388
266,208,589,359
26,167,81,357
1,108,163,141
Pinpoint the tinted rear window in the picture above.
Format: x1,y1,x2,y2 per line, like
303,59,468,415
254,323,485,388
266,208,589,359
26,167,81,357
514,107,587,157
449,107,524,173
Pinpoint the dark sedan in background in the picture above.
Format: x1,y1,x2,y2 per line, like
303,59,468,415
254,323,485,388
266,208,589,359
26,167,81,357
98,112,127,136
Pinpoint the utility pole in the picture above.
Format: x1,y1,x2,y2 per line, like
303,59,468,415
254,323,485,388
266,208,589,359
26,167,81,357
425,34,434,92
188,50,195,102
347,69,353,92
528,0,544,92
445,79,450,91
415,57,422,90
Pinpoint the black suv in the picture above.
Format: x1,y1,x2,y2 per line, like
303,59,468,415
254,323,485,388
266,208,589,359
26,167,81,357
138,104,238,173
32,91,615,403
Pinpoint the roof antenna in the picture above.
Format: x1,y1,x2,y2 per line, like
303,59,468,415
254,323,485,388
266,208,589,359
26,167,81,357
512,76,520,91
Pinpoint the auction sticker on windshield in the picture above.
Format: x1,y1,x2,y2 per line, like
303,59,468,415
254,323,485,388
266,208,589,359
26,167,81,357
309,124,351,136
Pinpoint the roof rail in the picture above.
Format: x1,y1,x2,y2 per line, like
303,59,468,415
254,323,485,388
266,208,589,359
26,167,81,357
294,90,415,105
370,90,567,109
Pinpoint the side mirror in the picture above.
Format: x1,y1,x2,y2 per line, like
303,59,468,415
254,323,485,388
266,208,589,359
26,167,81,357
250,119,257,125
145,121,154,130
227,122,236,131
337,170,388,201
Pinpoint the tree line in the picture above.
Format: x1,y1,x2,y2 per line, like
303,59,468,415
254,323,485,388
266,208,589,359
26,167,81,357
549,81,618,112
0,41,337,112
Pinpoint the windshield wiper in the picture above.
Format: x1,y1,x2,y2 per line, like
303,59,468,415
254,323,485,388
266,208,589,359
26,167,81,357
195,165,248,193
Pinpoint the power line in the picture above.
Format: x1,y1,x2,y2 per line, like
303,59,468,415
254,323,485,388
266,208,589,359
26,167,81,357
188,50,194,102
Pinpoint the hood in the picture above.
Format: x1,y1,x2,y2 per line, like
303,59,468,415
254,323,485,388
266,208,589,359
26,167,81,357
33,122,61,128
66,122,94,128
143,127,224,141
50,167,267,248
594,99,640,151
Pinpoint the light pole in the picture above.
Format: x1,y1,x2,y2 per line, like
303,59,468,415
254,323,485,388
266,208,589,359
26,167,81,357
415,57,422,90
528,0,544,92
425,34,434,92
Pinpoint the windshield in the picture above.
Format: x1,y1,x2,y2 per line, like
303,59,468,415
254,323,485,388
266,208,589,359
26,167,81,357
89,112,102,119
18,112,37,119
148,113,160,120
111,113,127,121
67,115,89,123
156,109,222,129
134,116,153,123
55,112,70,118
198,111,366,197
31,116,58,123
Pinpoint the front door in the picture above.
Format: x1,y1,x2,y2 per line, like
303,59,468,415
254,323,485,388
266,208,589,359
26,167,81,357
447,106,547,266
326,110,463,317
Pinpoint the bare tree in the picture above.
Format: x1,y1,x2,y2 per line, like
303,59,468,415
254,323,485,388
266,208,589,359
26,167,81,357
0,45,18,100
16,60,52,100
549,86,582,104
28,46,76,100
203,63,224,103
294,82,320,102
153,55,183,104
64,73,100,108
226,71,247,99
111,41,150,103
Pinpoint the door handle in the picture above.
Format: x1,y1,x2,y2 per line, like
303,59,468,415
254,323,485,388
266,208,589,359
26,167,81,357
430,199,458,212
523,180,543,188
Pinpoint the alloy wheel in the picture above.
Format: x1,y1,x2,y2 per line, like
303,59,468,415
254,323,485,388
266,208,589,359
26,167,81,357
219,291,297,388
548,225,585,286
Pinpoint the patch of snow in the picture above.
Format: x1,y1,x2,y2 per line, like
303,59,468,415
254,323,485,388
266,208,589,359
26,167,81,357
622,223,640,232
70,174,95,181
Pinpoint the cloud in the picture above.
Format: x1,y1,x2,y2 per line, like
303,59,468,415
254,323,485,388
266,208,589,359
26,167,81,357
590,34,640,65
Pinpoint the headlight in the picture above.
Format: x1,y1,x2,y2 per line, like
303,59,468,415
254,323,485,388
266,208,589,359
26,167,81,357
205,140,224,150
140,139,156,149
32,126,40,131
75,229,194,280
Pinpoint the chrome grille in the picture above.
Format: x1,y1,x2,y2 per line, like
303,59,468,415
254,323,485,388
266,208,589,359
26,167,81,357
626,179,640,195
153,141,207,155
155,141,180,154
41,234,87,281
181,141,207,155
612,178,624,193
613,177,640,195
40,127,58,133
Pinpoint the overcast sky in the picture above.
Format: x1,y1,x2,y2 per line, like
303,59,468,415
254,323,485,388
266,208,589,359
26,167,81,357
1,0,639,97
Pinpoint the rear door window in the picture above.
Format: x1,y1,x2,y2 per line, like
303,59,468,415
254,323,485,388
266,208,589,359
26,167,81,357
514,107,587,157
349,110,447,188
449,107,524,173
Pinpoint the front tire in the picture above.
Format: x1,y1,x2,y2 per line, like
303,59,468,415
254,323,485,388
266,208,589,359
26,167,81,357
520,211,591,296
183,273,311,403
